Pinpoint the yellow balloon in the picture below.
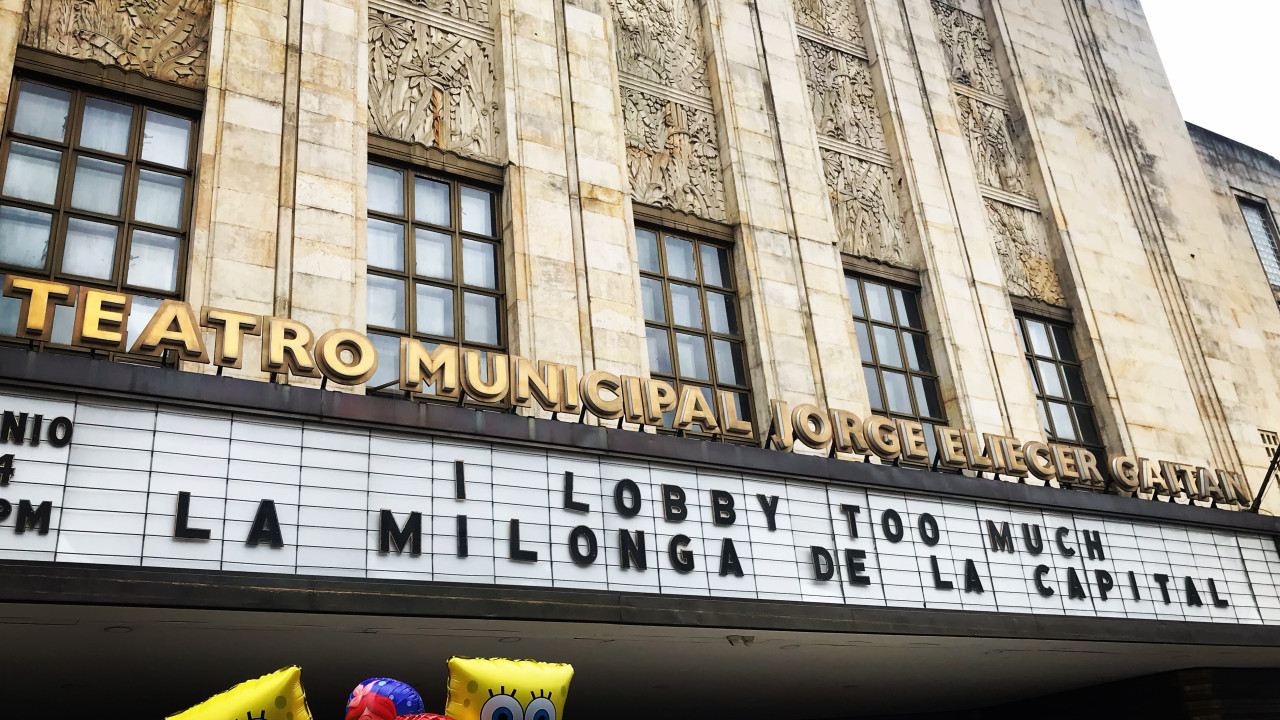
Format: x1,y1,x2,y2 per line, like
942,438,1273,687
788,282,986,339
168,666,313,720
445,657,574,720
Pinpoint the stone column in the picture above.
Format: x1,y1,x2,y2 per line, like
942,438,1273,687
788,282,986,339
0,0,23,126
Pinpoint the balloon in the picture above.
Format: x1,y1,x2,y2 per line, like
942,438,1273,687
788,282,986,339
167,666,312,720
396,716,451,720
348,678,426,719
444,657,573,720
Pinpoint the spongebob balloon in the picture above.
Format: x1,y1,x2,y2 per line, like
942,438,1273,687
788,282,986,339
445,657,573,720
168,666,312,720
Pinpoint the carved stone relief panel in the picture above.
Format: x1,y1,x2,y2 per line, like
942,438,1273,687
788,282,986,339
611,0,710,97
955,94,1028,195
792,0,864,46
983,199,1064,305
929,0,1003,97
799,38,885,152
21,0,212,88
622,86,726,220
368,10,500,162
410,0,489,25
822,149,906,264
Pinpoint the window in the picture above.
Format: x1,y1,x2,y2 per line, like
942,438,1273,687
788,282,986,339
847,276,946,461
1239,197,1280,288
1016,315,1103,455
0,78,196,354
1262,429,1279,465
365,160,502,396
637,226,751,436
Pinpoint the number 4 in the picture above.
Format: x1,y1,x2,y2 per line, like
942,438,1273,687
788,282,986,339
0,454,13,486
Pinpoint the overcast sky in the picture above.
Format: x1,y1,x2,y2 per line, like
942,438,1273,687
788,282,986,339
1143,0,1280,158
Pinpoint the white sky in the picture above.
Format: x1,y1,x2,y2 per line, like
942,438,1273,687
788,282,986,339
1143,0,1280,158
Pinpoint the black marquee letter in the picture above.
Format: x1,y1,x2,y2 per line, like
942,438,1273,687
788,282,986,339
246,500,284,548
1,411,26,445
811,546,835,581
1129,570,1141,600
453,460,466,500
1184,577,1203,607
1055,527,1076,557
756,494,780,531
47,416,73,447
1082,530,1105,560
710,490,736,526
379,510,422,555
963,558,984,594
845,549,871,586
1023,523,1044,555
929,555,953,590
918,513,940,547
0,498,10,522
719,537,744,577
1154,573,1172,604
614,479,641,518
1034,565,1055,597
619,529,646,570
1095,569,1114,601
174,491,211,541
881,509,904,542
508,519,538,562
15,500,51,535
563,472,589,512
986,521,1014,553
1067,567,1087,600
662,485,688,522
456,515,469,557
839,504,861,539
669,534,694,573
568,525,598,565
1207,578,1230,608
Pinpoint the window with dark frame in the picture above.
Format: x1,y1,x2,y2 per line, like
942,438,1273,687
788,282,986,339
637,226,752,439
0,77,198,359
846,275,946,462
1238,196,1280,289
1015,314,1104,457
364,160,503,398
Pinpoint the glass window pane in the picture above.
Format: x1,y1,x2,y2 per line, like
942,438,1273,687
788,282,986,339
903,332,932,373
80,98,132,155
707,291,738,335
0,205,52,268
415,228,452,280
127,229,180,292
636,229,661,273
1026,320,1053,357
665,236,696,280
846,276,864,317
1038,400,1052,437
873,325,902,368
883,370,912,414
646,326,672,374
1241,200,1280,286
3,143,62,204
922,422,938,465
61,218,118,280
669,283,703,329
912,376,944,419
367,218,404,271
1038,360,1064,398
701,244,731,288
460,186,494,235
367,275,407,330
1048,401,1077,442
464,292,499,344
854,321,872,362
675,332,710,380
1015,318,1027,352
367,164,404,216
641,277,666,323
133,170,185,228
1051,325,1077,362
864,366,883,411
462,239,497,289
70,156,126,215
126,295,162,350
414,283,453,337
141,111,192,168
14,84,70,141
0,274,19,335
893,287,922,328
864,282,892,322
723,391,750,427
713,339,745,386
1074,406,1101,447
368,333,400,389
1062,365,1087,402
414,177,451,226
50,303,74,345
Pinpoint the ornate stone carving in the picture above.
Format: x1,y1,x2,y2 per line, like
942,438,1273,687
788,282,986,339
799,38,884,151
984,199,1063,305
611,0,710,97
21,0,211,88
368,10,499,162
792,0,863,45
623,86,725,220
955,95,1028,194
409,0,488,25
929,0,1003,97
822,149,905,264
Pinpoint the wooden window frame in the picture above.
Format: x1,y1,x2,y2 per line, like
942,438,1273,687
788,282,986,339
1014,312,1105,457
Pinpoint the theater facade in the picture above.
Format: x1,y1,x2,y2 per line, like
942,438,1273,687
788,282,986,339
2,0,1280,717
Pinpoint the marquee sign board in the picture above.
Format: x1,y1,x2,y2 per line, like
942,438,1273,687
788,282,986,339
2,384,1279,626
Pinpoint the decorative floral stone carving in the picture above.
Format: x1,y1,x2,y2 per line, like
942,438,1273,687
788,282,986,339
929,0,1003,97
799,38,885,151
410,0,489,25
955,95,1028,194
21,0,212,88
822,149,905,264
612,0,710,97
623,87,725,220
792,0,863,45
368,10,499,162
984,199,1064,305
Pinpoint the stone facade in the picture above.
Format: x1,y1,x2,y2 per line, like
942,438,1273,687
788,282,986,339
3,0,1280,511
